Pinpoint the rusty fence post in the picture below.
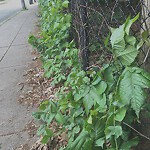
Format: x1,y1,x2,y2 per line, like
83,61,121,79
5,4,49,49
78,0,89,71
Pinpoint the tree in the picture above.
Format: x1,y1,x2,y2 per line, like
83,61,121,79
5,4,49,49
21,0,27,9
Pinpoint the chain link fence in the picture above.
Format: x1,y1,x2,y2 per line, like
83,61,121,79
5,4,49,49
69,1,150,149
69,0,150,71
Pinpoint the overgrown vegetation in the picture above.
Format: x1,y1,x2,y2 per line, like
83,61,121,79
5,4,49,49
29,0,150,149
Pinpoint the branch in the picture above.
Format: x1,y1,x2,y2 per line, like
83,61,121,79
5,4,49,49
123,122,150,141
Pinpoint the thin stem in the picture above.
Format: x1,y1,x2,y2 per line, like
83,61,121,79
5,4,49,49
123,122,150,141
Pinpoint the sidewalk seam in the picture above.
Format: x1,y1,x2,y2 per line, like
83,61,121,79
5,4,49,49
0,13,29,63
0,10,21,27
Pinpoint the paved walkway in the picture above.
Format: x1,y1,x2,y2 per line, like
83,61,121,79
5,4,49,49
0,4,38,150
0,0,30,23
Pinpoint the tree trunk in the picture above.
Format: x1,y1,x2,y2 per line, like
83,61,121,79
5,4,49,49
21,0,27,10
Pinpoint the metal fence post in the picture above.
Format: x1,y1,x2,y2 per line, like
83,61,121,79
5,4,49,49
78,0,89,71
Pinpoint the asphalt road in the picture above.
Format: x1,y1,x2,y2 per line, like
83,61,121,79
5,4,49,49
0,0,30,23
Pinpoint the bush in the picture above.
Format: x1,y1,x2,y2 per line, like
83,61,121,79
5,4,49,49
29,0,150,149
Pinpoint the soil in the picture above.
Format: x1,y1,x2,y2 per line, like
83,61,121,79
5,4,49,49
17,51,67,150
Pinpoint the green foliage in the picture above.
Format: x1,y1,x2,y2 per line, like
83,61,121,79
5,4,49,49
29,0,79,85
30,1,150,149
110,14,140,66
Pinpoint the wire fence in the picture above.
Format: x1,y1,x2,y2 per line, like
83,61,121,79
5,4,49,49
69,0,150,71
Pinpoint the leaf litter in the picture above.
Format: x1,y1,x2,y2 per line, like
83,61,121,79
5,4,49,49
17,51,67,150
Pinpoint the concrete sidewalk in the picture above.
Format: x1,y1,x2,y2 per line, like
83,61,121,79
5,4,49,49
0,0,31,24
0,4,38,150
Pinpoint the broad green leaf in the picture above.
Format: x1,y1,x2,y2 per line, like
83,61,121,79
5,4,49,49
74,93,83,101
120,137,139,150
83,139,93,150
115,45,138,66
96,94,107,113
124,19,132,35
95,137,105,148
73,126,80,134
104,32,111,47
110,24,125,47
115,107,126,122
95,81,107,95
83,94,94,115
118,67,150,117
113,39,125,52
105,126,122,139
137,40,144,50
125,14,139,35
62,0,69,8
47,113,55,124
131,13,140,23
67,130,89,149
92,76,101,85
74,86,90,101
90,88,107,112
125,36,136,46
90,87,100,103
37,124,46,136
45,127,53,137
39,100,49,110
87,115,92,124
55,112,64,124
103,66,114,89
41,135,50,144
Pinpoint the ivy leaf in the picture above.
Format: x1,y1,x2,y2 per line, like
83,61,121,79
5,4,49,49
105,126,122,139
118,67,150,117
95,137,105,148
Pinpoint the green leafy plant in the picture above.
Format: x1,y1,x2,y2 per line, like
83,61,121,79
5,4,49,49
29,0,150,149
29,0,79,86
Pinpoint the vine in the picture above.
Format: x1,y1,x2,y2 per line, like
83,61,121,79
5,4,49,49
29,0,150,149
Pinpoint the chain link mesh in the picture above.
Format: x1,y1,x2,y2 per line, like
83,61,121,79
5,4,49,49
69,0,150,69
